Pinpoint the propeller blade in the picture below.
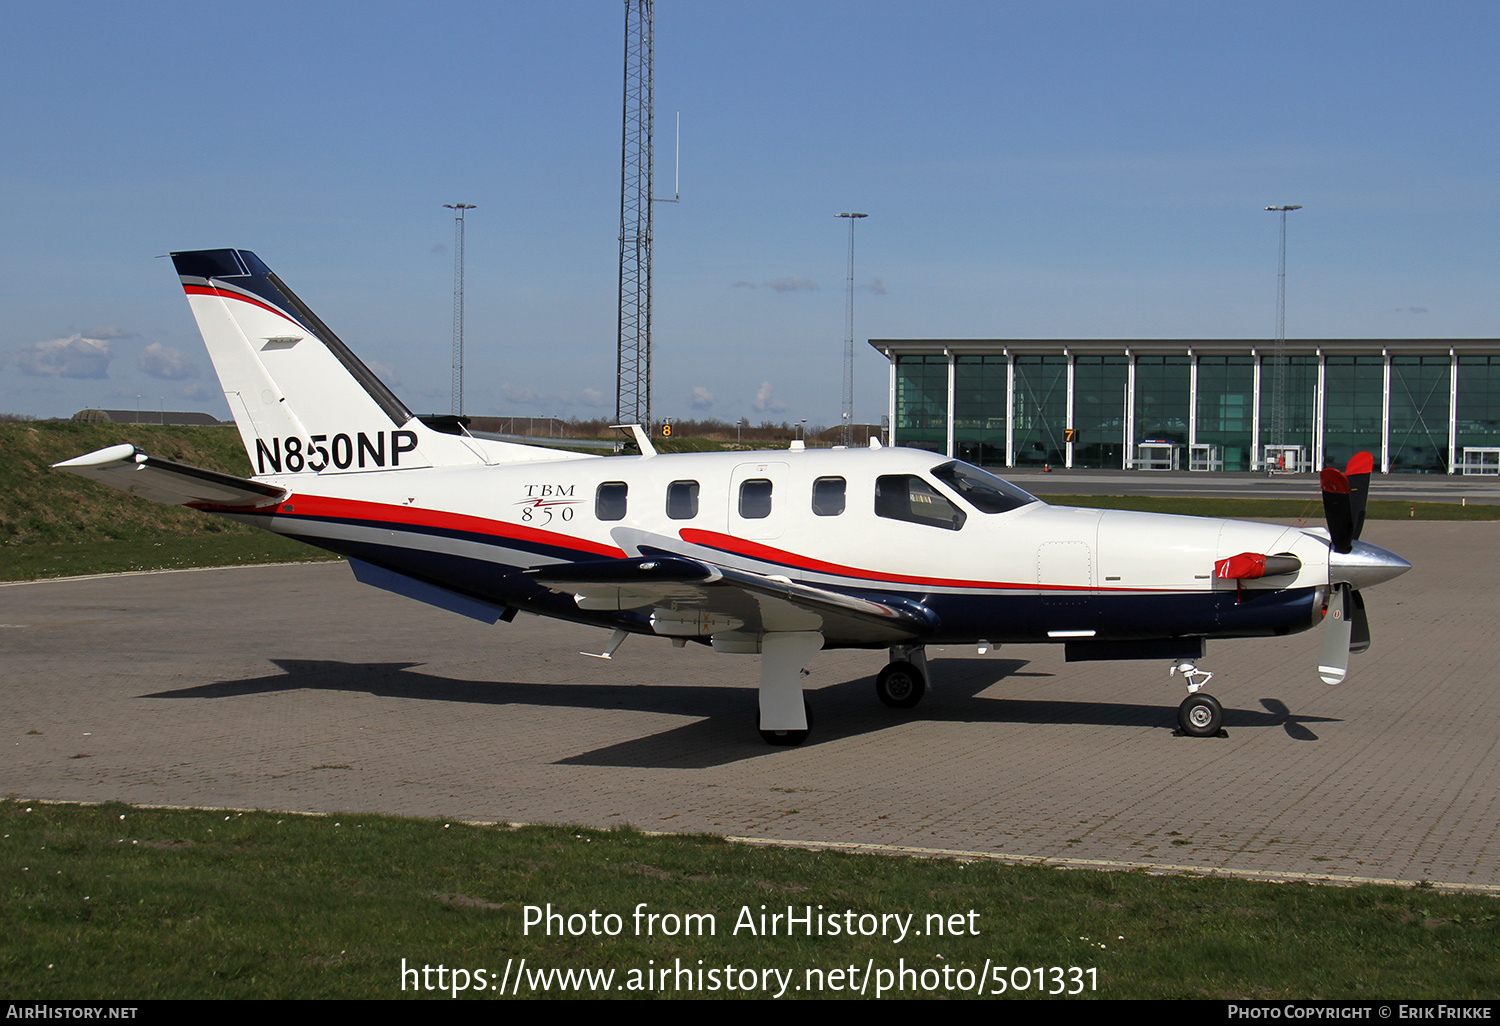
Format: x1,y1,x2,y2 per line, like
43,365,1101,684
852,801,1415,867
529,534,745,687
1349,588,1370,654
1345,452,1373,541
1321,468,1355,554
1318,583,1353,685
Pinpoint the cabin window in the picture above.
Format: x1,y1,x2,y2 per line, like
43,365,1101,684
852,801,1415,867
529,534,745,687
596,481,628,521
666,480,700,520
812,476,846,516
739,478,773,519
875,475,966,531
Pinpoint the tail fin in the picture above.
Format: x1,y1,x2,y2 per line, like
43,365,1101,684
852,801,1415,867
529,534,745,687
171,249,575,475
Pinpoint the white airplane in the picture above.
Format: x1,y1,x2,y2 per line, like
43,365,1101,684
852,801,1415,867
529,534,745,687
55,249,1412,744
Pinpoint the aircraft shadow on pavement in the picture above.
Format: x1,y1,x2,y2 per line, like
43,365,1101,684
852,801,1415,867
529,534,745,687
141,656,1337,768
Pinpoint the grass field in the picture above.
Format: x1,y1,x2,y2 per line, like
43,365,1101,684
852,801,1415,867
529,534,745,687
3,801,1496,1000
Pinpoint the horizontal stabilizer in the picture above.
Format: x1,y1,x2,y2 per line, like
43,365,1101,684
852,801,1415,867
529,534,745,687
53,444,287,508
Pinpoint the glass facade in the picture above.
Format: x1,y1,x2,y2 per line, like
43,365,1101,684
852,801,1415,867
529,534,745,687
1323,356,1385,470
885,343,1496,474
1072,356,1128,468
894,355,947,453
1012,356,1067,467
953,356,1008,466
1134,356,1191,445
1258,355,1317,464
1195,356,1254,471
1456,356,1500,455
1389,356,1451,472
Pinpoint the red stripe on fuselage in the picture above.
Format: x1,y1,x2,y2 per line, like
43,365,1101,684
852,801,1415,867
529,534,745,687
677,528,1171,593
202,493,626,560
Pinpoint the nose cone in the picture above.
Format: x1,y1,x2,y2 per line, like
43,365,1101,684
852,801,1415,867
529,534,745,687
1329,541,1412,590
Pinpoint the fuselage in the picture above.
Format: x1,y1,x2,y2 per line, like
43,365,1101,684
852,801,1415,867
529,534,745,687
217,442,1331,649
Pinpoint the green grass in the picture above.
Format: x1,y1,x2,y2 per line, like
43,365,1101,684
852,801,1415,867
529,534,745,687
2,801,1496,999
1,422,335,581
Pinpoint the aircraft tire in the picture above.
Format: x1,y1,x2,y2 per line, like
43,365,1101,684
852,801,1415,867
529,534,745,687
759,699,813,746
1177,693,1223,737
876,661,926,709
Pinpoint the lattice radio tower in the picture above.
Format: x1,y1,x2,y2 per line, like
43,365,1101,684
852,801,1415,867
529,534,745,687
616,0,657,428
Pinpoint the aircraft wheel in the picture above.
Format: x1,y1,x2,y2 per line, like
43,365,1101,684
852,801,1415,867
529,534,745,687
1177,693,1223,737
876,661,926,709
759,699,813,746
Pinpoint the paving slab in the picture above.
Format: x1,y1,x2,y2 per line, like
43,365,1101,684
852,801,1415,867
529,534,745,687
3,519,1496,890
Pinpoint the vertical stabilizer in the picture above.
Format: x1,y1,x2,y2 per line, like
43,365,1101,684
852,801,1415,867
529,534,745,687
171,249,488,476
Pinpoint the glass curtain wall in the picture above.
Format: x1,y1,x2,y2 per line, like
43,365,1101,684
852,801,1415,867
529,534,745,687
1195,356,1254,471
1072,356,1128,468
1389,356,1451,471
1456,356,1500,458
1258,355,1317,464
1323,356,1385,470
953,356,1008,466
1012,356,1067,467
1133,356,1190,445
894,355,948,453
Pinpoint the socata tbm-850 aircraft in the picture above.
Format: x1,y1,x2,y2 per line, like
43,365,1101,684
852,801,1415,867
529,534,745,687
57,249,1412,744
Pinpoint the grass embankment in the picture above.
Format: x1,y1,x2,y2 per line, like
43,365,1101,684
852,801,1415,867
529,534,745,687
3,801,1495,999
1,422,329,581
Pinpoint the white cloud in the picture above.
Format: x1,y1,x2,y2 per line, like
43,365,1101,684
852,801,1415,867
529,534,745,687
753,381,785,413
766,277,818,293
731,277,819,292
138,342,198,380
579,387,608,408
15,335,113,379
690,385,714,410
84,325,137,340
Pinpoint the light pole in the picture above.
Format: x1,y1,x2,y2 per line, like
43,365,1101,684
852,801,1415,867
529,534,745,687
1265,204,1301,472
444,203,477,417
836,212,868,446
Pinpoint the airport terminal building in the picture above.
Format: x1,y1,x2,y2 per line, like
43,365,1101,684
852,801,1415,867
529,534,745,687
872,338,1500,475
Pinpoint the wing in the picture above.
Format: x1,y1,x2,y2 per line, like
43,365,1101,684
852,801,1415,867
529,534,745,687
526,555,937,647
53,444,287,508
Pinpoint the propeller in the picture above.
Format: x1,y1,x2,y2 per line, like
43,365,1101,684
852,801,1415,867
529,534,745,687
1317,452,1376,684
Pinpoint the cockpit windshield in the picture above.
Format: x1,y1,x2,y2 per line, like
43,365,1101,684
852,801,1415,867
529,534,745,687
930,460,1041,514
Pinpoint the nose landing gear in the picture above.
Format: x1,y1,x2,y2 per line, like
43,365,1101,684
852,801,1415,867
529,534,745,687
1171,660,1224,737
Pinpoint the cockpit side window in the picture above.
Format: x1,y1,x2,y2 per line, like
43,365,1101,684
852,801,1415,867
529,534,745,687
875,475,966,530
930,460,1039,513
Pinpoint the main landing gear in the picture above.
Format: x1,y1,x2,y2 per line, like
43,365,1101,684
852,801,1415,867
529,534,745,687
1171,660,1224,737
875,645,928,709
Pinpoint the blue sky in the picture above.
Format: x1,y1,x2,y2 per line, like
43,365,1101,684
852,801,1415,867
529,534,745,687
3,1,1498,428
